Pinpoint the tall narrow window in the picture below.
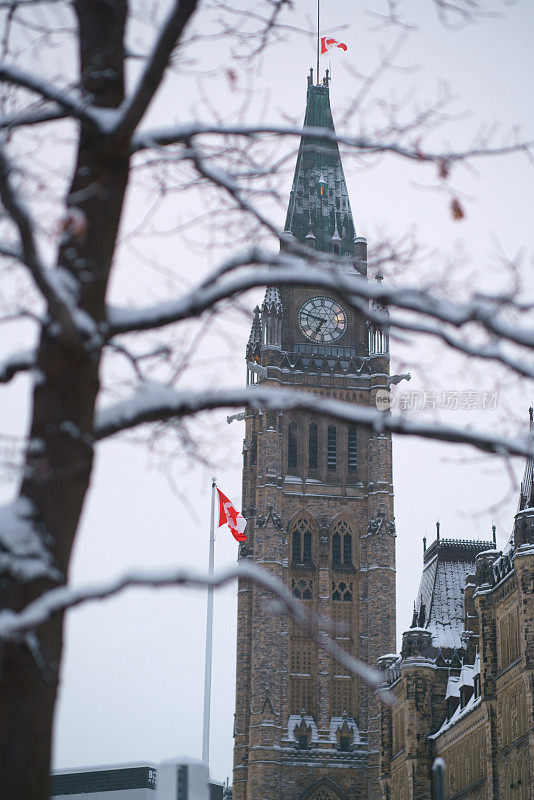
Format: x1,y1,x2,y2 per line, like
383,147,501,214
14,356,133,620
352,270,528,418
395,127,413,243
331,584,355,716
343,533,352,566
332,519,353,569
332,533,341,566
308,422,318,470
348,426,358,473
289,614,316,716
288,422,298,472
327,425,337,471
290,517,313,565
292,530,301,564
303,529,312,562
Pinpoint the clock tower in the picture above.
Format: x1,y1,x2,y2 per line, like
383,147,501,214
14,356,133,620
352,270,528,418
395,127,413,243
232,70,396,800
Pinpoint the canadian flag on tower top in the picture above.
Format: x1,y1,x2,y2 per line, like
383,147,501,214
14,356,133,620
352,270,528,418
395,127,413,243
321,36,348,55
217,488,247,542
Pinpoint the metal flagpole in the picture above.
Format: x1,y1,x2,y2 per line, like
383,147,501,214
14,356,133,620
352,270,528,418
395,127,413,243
316,0,320,84
202,477,217,766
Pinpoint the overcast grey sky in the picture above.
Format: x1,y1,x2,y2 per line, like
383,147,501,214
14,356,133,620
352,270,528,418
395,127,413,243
1,0,533,786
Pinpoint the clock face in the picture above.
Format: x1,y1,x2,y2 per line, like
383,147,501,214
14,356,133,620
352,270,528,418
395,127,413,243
298,296,348,343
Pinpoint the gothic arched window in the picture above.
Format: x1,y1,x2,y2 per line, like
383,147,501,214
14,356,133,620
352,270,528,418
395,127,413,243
292,527,301,564
327,425,337,471
290,517,314,565
332,532,341,566
309,421,318,470
343,532,352,565
331,579,355,716
288,421,298,473
303,527,312,562
331,519,353,568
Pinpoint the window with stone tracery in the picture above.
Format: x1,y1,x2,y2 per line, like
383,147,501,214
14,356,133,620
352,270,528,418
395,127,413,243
331,518,354,569
292,577,313,600
290,516,313,565
332,580,353,602
331,584,356,716
309,790,335,800
289,610,316,716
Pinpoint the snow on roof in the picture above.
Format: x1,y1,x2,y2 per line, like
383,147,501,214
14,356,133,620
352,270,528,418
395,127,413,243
414,539,492,651
329,717,360,744
445,675,460,700
459,664,475,688
473,651,481,676
429,693,481,739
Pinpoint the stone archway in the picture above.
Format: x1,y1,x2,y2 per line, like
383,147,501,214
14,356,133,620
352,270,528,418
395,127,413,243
297,777,348,800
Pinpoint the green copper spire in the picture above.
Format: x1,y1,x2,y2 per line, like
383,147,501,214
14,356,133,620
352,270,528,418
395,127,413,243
284,70,356,257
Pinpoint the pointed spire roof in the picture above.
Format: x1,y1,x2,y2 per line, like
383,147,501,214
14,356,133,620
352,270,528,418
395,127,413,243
247,306,261,349
284,72,356,256
262,285,283,316
518,406,534,512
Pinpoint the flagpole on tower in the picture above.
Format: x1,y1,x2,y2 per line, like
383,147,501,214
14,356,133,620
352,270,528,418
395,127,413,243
202,477,217,767
316,0,320,85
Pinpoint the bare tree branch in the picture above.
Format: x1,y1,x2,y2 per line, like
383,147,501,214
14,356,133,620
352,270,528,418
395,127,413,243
94,383,534,458
113,0,199,143
0,145,86,338
0,350,35,383
0,103,68,131
0,62,107,128
0,558,393,701
131,121,534,169
107,255,534,357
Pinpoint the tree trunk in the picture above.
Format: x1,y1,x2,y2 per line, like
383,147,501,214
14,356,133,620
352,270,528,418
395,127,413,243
0,3,129,797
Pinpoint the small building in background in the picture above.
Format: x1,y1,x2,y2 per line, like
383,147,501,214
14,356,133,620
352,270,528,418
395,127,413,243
51,759,224,800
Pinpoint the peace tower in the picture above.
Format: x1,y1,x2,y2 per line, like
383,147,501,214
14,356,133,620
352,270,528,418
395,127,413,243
232,70,396,800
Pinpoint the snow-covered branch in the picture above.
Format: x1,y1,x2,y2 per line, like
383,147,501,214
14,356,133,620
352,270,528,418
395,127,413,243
0,62,109,129
0,351,35,383
0,146,96,340
0,104,69,131
0,558,392,701
131,120,533,170
113,0,199,143
107,254,534,359
0,146,52,297
94,382,534,459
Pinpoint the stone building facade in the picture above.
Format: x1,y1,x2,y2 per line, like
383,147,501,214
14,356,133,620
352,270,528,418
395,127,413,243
378,421,534,800
231,70,397,800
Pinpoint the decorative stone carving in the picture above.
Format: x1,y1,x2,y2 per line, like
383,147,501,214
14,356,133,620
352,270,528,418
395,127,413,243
367,512,396,536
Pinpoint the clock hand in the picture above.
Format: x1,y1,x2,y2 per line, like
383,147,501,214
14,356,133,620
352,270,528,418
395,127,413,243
312,317,326,336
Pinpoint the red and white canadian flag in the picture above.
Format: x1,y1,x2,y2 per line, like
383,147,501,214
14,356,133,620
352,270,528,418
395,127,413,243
321,36,348,55
217,488,247,542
